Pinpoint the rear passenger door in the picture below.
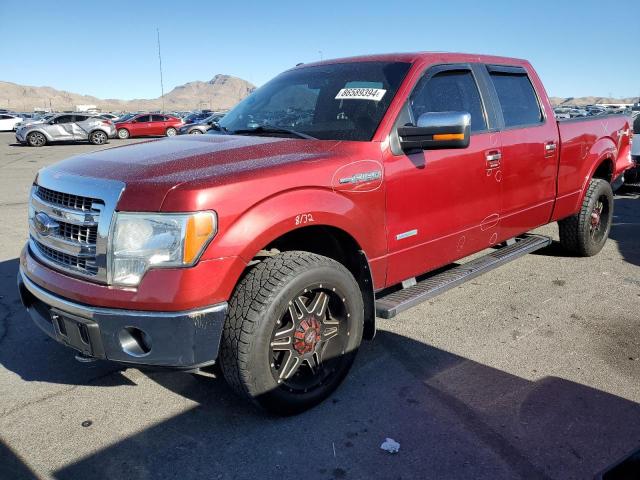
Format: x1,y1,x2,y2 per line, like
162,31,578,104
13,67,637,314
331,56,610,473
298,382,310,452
151,115,167,135
70,114,91,140
483,65,559,238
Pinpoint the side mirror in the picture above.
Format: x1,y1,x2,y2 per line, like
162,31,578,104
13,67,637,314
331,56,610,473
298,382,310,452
397,112,471,151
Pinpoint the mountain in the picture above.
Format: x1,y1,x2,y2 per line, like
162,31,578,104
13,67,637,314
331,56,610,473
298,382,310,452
550,96,639,107
0,74,256,112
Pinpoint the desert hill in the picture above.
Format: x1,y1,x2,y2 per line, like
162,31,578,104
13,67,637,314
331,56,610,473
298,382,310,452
0,74,255,112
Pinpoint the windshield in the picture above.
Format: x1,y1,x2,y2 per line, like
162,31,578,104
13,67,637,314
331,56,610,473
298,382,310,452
217,61,411,141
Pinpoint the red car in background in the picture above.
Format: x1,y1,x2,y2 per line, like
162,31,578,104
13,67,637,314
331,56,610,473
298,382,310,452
115,113,183,139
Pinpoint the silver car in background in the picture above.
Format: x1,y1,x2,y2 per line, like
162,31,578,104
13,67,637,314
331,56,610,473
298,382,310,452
15,113,117,147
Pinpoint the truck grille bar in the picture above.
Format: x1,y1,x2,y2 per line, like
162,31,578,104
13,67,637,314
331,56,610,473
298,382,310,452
28,170,125,284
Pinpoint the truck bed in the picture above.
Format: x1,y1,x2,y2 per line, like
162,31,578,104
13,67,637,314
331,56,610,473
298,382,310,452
552,114,632,220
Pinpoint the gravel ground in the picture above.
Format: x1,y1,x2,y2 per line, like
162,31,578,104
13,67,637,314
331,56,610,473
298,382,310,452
0,131,638,480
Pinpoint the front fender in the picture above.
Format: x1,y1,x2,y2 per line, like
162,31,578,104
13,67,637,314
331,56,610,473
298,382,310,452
25,127,53,141
206,187,386,265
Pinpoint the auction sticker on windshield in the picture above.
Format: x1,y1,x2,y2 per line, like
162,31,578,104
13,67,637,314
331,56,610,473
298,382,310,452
335,88,387,101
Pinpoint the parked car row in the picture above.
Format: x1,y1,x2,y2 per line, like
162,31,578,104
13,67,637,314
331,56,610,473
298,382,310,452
11,110,227,147
553,104,635,119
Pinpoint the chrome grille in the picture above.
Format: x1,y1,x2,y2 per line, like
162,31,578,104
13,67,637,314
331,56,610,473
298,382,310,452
28,171,124,284
58,222,98,244
36,185,101,212
33,240,98,275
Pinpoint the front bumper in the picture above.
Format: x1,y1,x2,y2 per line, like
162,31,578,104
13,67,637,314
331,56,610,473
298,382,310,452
18,267,228,369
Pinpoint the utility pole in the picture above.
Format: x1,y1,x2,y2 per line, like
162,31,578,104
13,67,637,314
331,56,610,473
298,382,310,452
157,28,165,113
318,50,323,61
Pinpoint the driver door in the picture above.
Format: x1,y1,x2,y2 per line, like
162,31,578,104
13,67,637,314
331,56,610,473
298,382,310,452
132,115,151,136
45,114,75,140
383,65,503,285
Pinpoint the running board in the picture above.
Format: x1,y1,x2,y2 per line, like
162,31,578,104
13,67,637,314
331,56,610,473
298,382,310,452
375,234,552,319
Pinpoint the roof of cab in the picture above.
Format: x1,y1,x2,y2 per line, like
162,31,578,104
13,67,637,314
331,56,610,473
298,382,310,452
294,52,529,69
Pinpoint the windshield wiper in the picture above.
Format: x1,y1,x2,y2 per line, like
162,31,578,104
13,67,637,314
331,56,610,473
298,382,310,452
231,124,316,140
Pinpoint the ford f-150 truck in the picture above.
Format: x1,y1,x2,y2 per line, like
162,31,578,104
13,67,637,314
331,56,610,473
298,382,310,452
17,53,634,414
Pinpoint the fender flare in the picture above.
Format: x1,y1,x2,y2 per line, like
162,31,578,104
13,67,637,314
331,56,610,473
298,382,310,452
577,136,617,204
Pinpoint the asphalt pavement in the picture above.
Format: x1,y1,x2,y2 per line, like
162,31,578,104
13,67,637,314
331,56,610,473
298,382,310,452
0,132,638,479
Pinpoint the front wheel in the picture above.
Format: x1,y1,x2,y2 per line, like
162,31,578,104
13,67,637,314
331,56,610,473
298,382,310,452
220,251,363,415
27,132,46,147
189,129,203,134
166,127,177,137
558,178,613,256
117,128,130,139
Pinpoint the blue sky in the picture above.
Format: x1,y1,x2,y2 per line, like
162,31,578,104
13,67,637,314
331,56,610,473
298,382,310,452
0,0,637,99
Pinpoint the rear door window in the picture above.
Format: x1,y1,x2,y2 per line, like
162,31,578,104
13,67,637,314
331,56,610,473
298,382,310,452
151,115,166,122
488,68,543,128
135,115,150,123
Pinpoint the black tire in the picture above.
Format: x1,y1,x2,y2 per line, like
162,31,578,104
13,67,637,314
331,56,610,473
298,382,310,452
220,251,363,415
558,178,613,256
89,130,108,145
117,128,130,139
27,132,46,147
166,127,177,137
189,129,203,134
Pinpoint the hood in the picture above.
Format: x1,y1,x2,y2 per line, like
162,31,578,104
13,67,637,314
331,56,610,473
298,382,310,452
47,134,340,211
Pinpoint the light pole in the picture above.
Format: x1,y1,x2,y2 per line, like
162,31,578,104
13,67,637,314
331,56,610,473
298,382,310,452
157,28,165,113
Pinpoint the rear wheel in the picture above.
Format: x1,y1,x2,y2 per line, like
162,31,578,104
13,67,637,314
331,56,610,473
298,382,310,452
166,127,177,137
27,132,46,147
190,129,203,134
117,128,130,139
89,130,108,145
558,178,613,256
220,251,363,415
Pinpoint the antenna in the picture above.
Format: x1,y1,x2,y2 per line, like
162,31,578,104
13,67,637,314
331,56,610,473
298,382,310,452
157,28,165,113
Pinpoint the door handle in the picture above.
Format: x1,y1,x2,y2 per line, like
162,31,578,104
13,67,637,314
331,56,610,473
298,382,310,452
544,142,557,153
485,151,501,169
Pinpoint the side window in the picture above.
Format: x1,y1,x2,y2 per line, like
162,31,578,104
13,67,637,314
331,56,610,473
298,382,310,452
53,115,73,124
409,70,487,133
489,71,542,128
74,115,89,122
136,115,150,123
151,115,165,122
0,115,9,120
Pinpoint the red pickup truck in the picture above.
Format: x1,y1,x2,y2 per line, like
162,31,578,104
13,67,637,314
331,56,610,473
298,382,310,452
18,53,633,414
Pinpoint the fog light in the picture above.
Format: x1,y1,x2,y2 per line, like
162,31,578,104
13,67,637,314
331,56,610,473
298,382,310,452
118,327,152,357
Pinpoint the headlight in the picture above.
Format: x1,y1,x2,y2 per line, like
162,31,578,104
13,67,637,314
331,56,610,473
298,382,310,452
110,211,217,286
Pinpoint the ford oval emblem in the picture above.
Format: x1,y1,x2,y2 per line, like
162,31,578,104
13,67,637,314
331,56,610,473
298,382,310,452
34,212,58,237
